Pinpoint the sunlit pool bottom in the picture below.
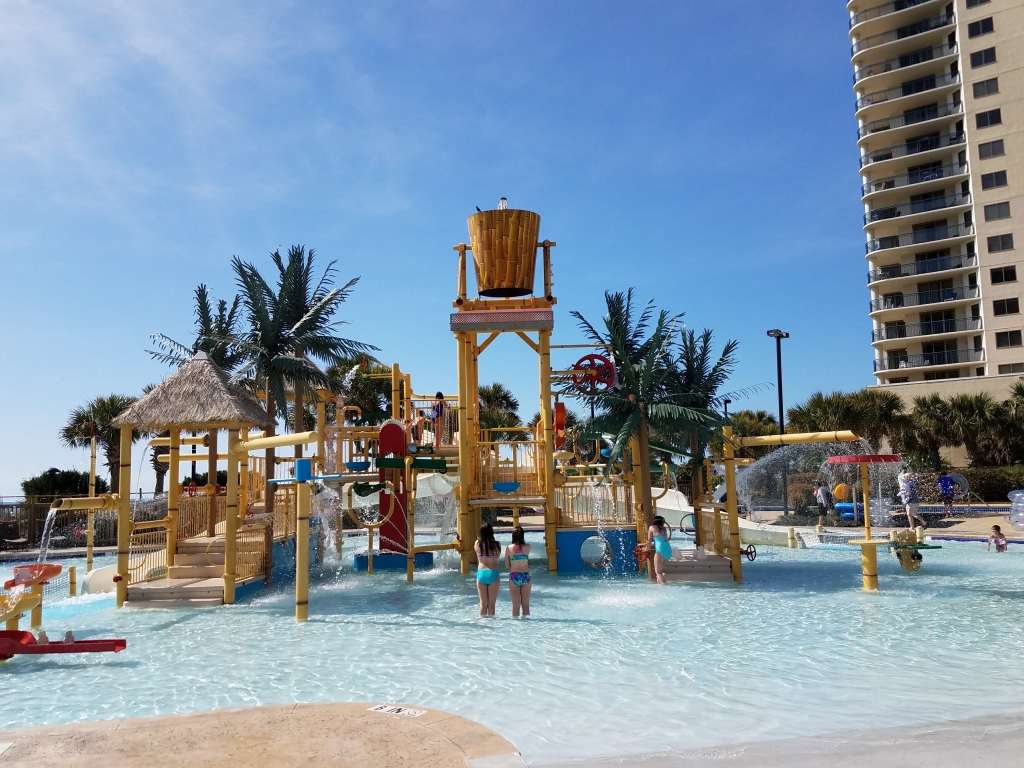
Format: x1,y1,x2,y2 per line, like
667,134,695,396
4,535,1024,764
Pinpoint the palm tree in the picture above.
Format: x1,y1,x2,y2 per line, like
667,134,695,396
479,382,523,441
852,389,908,451
709,410,778,460
225,255,376,510
786,391,867,434
149,284,244,370
902,394,956,470
327,357,390,423
571,290,720,547
59,395,141,494
945,393,999,466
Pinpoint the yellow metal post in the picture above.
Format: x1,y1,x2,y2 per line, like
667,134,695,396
87,435,97,572
69,565,77,597
316,400,326,473
239,427,249,516
630,438,646,572
166,428,180,567
206,428,219,537
539,328,557,572
115,424,133,608
457,332,472,575
391,363,401,421
406,458,416,584
224,425,239,605
723,426,743,581
858,461,879,591
29,583,43,628
296,481,311,621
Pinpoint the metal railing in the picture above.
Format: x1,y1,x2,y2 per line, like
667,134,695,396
127,525,168,585
272,488,296,540
859,100,962,138
473,435,544,499
177,495,209,540
235,522,272,582
867,223,973,253
697,507,731,557
852,12,954,54
868,252,976,283
870,285,980,311
875,347,984,371
857,70,958,110
873,316,982,341
555,481,634,527
851,0,936,27
861,131,965,167
866,192,970,224
855,41,956,82
862,161,967,196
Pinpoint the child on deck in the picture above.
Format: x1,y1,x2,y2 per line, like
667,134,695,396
988,525,1008,553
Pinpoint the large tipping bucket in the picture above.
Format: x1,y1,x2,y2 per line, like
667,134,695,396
467,209,540,297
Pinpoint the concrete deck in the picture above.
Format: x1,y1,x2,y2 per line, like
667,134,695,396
0,703,523,768
535,712,1024,767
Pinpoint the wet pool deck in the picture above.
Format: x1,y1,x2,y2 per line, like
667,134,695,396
0,703,523,767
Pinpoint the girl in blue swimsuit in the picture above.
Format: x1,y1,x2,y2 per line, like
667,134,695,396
647,515,672,584
504,525,531,618
475,523,502,617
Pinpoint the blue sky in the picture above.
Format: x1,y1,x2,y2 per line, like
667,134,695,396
0,0,867,495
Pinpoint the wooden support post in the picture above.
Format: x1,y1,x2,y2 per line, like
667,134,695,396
115,424,133,608
206,428,219,537
224,425,239,605
457,332,473,575
539,328,557,572
723,426,743,581
87,436,96,572
166,429,180,567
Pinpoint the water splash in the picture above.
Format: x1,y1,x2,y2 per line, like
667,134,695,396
37,508,58,563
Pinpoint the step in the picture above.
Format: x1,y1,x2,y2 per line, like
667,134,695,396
128,577,225,600
664,570,735,583
125,597,223,608
176,539,226,554
173,552,225,566
167,564,223,579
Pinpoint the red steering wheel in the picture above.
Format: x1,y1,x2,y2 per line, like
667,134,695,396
572,354,616,394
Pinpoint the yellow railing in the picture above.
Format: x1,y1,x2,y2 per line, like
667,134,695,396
555,481,635,527
177,495,209,540
697,506,731,557
127,525,168,585
272,488,297,540
325,425,379,473
474,435,544,498
235,522,272,582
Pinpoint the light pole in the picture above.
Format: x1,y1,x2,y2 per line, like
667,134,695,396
723,398,731,419
767,329,790,512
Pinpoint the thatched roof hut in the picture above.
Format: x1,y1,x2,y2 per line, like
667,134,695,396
112,352,271,429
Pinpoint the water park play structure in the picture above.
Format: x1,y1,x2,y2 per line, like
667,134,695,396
1,205,950,630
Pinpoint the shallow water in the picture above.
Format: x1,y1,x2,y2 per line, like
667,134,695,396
3,537,1024,764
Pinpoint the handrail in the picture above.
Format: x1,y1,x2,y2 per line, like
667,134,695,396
861,131,965,167
850,0,935,27
865,192,970,224
863,161,967,196
852,12,954,55
735,431,860,447
875,348,984,371
867,223,973,253
870,285,980,312
868,252,976,283
854,42,956,82
859,101,962,139
856,70,958,110
873,316,982,341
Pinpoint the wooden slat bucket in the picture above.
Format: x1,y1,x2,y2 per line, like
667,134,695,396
467,209,540,297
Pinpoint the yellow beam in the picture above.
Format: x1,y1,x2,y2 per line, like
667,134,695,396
50,494,118,511
476,331,500,355
148,436,207,448
734,430,860,448
515,332,539,354
237,431,319,452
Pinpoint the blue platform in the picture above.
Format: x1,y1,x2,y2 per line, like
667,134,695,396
555,528,638,574
354,552,434,572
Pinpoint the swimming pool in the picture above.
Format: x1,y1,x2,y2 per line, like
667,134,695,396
4,536,1024,764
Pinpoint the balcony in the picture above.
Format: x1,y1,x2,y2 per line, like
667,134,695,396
874,347,984,372
866,223,973,253
865,192,970,225
862,161,967,197
851,0,936,28
854,42,956,83
867,252,977,284
860,131,964,168
859,101,961,139
872,316,982,342
852,13,955,56
856,71,958,111
870,285,980,312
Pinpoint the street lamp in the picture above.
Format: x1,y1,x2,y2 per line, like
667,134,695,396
723,398,732,419
767,329,790,512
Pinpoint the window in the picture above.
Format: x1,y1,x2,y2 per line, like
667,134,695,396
966,0,991,7
925,370,961,380
889,377,910,383
984,202,1011,221
979,139,1004,159
970,48,997,67
996,330,1023,348
968,18,994,38
976,109,1002,128
981,170,1008,189
992,266,1018,284
973,78,999,98
994,298,1020,316
999,363,1024,374
988,234,1015,252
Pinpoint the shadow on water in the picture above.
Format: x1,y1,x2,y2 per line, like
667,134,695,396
2,660,143,676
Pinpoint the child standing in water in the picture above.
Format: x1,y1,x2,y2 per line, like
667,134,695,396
505,525,531,618
647,515,672,584
474,524,501,617
988,525,1008,552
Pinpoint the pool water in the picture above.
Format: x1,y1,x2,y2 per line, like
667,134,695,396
3,536,1024,764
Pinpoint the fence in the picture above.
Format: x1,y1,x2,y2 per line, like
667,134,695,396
236,522,272,583
127,525,168,585
555,482,635,526
473,430,545,499
697,507,731,557
1,504,119,550
177,495,209,540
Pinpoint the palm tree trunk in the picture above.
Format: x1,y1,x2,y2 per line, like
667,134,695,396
155,467,166,494
106,443,120,494
266,393,277,515
638,419,656,582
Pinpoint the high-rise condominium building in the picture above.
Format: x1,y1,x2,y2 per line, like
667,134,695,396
849,0,1024,398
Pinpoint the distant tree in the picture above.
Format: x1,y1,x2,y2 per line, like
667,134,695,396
479,382,523,441
59,395,142,494
327,358,391,424
22,469,109,499
149,284,245,370
709,410,778,460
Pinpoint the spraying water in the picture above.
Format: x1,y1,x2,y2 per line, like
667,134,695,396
37,508,58,563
